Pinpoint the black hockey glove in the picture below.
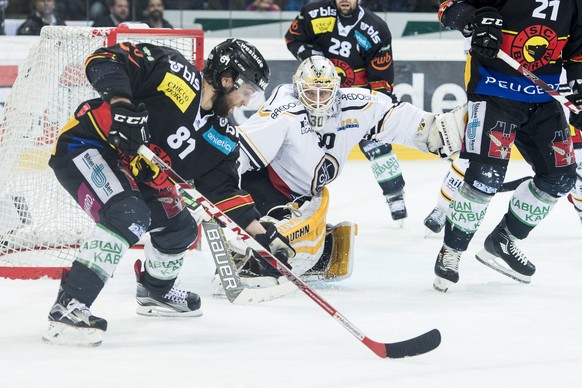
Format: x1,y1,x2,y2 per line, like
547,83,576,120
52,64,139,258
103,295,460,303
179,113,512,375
108,101,150,158
471,7,503,58
254,224,296,269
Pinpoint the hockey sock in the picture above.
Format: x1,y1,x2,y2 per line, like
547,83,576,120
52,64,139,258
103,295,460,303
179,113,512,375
444,183,492,251
505,180,557,239
142,242,186,295
75,224,129,282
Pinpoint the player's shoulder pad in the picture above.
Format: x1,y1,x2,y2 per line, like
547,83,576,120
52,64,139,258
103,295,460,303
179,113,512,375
258,84,306,120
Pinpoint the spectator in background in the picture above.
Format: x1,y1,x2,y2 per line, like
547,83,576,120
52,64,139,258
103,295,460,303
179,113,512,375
92,0,129,27
246,0,280,11
55,0,86,20
17,0,65,35
284,0,312,11
413,0,438,12
144,0,172,28
362,0,387,12
163,0,205,10
0,0,7,35
208,0,247,10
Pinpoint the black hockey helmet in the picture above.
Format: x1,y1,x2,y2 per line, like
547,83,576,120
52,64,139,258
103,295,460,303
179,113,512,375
204,38,270,98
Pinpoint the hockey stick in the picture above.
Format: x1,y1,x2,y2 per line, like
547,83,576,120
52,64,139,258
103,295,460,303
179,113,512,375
138,145,441,358
201,218,297,304
498,176,533,192
497,50,581,114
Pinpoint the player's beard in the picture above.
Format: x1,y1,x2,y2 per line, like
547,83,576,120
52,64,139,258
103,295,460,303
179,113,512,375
213,93,232,118
336,1,357,17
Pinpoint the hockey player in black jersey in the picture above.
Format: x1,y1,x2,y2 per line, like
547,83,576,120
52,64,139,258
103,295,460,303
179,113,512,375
42,39,295,346
433,0,582,292
285,0,409,225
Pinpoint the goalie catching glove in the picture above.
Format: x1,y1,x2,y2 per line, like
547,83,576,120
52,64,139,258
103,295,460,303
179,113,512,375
413,103,467,158
108,101,150,158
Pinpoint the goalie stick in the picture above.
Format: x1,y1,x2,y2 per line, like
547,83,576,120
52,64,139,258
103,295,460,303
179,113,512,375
138,145,441,359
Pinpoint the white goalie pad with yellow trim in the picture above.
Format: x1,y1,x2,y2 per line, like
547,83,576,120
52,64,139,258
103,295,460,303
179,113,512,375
266,188,358,281
267,187,330,276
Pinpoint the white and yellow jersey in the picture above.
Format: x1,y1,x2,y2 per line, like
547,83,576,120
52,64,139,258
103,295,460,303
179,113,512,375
237,84,427,198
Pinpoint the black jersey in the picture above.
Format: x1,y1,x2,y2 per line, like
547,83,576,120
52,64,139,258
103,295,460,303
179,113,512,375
439,0,582,102
285,0,394,93
53,43,260,228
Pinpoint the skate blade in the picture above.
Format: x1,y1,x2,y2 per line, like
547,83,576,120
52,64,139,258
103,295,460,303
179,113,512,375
42,321,104,347
433,276,453,292
475,250,532,284
136,305,203,318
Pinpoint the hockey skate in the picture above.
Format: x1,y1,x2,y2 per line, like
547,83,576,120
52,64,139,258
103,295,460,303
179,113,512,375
134,260,202,317
42,286,107,347
386,194,407,226
433,244,461,292
475,223,535,283
424,207,446,234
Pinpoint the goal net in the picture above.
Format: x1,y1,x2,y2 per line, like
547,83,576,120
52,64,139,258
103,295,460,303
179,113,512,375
0,24,204,279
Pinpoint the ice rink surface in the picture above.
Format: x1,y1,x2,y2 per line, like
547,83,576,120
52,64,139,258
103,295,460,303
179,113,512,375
1,159,581,388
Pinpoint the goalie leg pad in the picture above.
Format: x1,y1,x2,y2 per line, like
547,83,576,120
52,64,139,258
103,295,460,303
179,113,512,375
324,222,358,281
274,187,330,276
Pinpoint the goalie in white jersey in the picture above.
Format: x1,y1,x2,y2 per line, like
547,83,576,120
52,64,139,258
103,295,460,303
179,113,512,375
231,56,466,285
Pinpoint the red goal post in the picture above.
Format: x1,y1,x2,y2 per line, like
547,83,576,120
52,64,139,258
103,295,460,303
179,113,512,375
0,24,204,279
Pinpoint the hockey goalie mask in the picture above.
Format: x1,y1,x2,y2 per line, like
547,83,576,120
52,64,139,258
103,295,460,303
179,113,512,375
293,56,340,131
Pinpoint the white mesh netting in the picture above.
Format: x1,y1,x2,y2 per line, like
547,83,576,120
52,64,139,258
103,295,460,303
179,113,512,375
0,25,203,274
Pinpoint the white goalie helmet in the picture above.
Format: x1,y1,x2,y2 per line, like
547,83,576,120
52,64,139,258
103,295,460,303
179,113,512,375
293,56,341,130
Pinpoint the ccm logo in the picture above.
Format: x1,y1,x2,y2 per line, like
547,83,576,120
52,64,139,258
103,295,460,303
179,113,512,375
482,17,503,27
113,114,148,124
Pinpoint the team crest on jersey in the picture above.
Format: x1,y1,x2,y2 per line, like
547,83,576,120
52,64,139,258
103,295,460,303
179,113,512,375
487,121,515,160
330,58,355,87
510,25,559,71
312,154,339,194
551,129,574,167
